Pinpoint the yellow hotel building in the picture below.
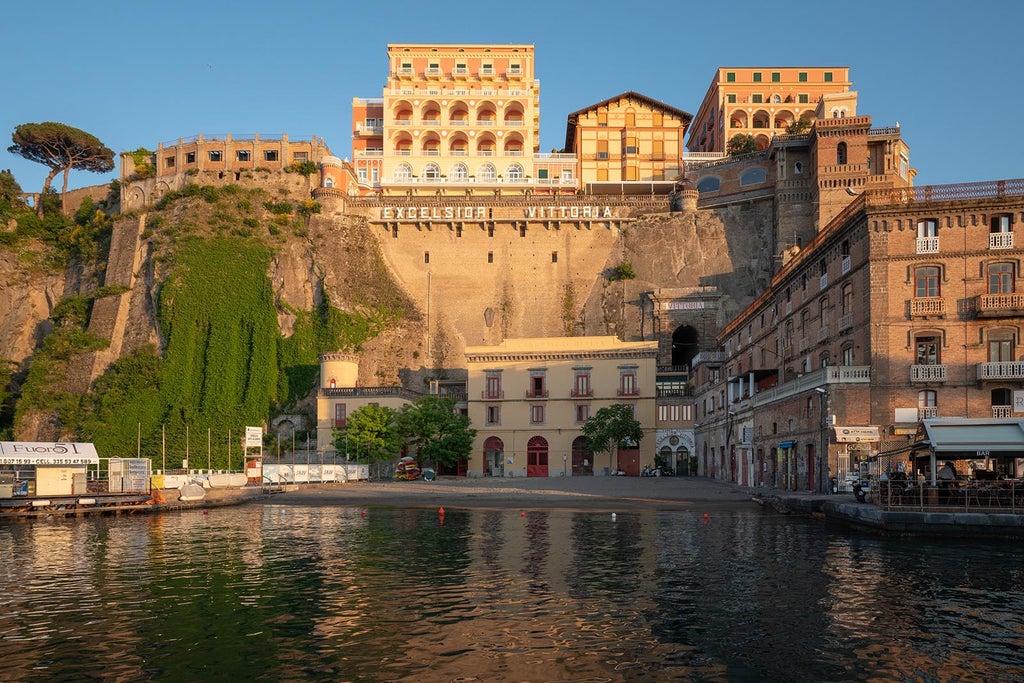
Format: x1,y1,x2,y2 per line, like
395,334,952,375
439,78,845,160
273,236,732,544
351,44,691,197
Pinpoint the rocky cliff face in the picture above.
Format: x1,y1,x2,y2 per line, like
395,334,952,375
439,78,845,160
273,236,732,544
0,178,777,439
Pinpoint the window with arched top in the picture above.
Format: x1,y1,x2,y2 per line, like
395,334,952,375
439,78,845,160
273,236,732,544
740,167,767,186
696,176,721,193
478,163,496,181
423,163,440,179
506,164,524,180
394,163,413,181
450,163,468,180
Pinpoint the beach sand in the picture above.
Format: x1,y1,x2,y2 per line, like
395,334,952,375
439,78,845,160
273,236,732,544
268,475,758,511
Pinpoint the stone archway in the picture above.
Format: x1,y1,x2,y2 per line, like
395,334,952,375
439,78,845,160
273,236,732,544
483,436,504,477
672,325,700,368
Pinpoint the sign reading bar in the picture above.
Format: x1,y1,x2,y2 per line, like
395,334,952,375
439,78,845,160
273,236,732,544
833,426,880,443
0,442,99,465
244,426,263,449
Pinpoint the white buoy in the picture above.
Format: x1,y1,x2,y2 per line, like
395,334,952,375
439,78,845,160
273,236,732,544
611,512,617,521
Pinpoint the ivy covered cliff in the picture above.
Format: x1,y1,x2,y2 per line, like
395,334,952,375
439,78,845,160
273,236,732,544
0,171,419,466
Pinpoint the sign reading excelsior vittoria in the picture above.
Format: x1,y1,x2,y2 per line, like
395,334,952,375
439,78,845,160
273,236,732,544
379,205,615,221
0,442,100,465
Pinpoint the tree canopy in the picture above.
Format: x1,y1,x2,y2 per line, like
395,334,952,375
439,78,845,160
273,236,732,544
334,404,403,468
8,122,114,216
581,403,644,473
727,133,758,156
396,396,476,469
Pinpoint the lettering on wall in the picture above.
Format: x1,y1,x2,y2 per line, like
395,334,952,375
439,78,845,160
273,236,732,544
378,205,614,221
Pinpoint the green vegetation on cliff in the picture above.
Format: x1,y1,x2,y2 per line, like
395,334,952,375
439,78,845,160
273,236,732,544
3,181,409,465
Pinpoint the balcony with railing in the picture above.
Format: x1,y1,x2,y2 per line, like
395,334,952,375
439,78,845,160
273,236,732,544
841,255,851,275
481,389,505,400
817,325,829,343
910,297,945,318
617,388,640,397
977,362,1024,381
989,232,1014,249
837,314,854,332
570,388,594,398
525,390,549,399
976,293,1024,317
911,364,947,382
919,406,938,419
993,405,1013,418
916,236,939,254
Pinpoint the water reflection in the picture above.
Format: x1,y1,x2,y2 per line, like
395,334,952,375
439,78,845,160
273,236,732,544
0,506,1022,682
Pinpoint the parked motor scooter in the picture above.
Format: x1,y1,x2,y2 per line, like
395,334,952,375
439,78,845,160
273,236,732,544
641,464,662,477
853,477,871,503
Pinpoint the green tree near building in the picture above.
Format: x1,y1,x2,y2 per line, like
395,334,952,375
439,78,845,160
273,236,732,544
727,133,758,156
334,404,403,479
582,403,643,474
396,396,476,472
8,122,114,217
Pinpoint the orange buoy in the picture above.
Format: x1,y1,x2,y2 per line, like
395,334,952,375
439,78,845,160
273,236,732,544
361,509,366,517
521,510,526,517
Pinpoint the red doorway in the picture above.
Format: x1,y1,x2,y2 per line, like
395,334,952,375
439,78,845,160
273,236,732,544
527,436,549,477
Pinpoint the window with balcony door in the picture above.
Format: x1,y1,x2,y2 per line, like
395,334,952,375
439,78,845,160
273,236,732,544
988,263,1014,294
619,369,637,396
394,163,413,181
529,373,546,398
575,403,589,423
915,267,940,297
485,405,500,425
988,330,1015,362
485,373,502,399
919,390,937,415
917,219,938,238
530,405,545,424
574,370,591,397
841,343,855,366
991,214,1012,233
915,334,940,364
334,403,347,428
992,388,1012,416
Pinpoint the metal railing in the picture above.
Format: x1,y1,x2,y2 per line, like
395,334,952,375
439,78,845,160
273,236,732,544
872,479,1024,513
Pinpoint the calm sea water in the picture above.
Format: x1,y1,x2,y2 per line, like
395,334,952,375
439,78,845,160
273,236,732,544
0,503,1022,682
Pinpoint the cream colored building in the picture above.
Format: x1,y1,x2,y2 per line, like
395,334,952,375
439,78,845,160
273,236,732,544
352,43,550,197
466,336,658,477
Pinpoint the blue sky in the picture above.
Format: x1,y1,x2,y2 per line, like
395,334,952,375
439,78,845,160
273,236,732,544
3,0,1020,194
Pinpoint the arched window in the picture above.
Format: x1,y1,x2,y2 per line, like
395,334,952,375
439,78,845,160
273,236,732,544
478,163,496,181
793,161,803,175
423,163,440,180
506,163,524,181
450,163,468,180
393,163,413,181
988,263,1014,294
696,176,721,193
772,94,781,104
841,283,853,315
740,167,767,186
914,266,940,297
836,142,848,165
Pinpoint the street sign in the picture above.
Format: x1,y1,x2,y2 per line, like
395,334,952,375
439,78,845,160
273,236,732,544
833,426,880,443
244,426,263,449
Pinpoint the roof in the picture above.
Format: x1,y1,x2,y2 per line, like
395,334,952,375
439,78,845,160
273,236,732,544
564,91,692,151
920,419,1024,454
